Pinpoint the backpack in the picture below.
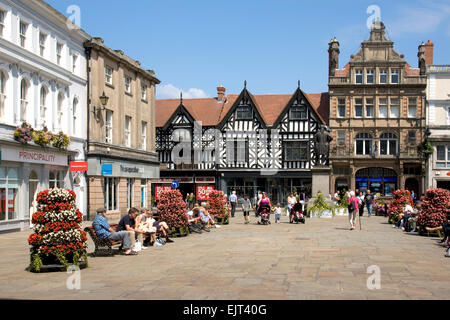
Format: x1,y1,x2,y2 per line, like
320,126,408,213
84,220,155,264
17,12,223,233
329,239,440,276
348,199,356,212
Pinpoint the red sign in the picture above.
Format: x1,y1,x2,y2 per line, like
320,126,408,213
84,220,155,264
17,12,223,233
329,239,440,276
196,185,215,201
70,161,88,172
447,172,450,176
155,185,173,200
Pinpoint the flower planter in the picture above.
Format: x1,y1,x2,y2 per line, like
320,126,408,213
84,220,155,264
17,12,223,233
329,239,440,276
320,209,333,219
213,215,229,225
334,208,348,216
309,210,319,218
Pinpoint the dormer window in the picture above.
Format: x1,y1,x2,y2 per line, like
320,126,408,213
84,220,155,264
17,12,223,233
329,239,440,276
290,104,307,120
236,105,252,120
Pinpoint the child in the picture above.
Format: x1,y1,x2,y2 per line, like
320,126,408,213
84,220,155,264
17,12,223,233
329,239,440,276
242,194,252,224
275,203,282,224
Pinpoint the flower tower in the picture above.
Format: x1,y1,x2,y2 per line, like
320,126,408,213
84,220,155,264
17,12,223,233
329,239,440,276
157,189,189,236
208,190,230,224
28,188,88,272
417,188,450,230
387,190,413,224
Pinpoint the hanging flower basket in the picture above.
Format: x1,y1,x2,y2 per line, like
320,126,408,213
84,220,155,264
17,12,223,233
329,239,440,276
32,127,53,148
13,122,33,145
28,188,88,273
51,131,70,150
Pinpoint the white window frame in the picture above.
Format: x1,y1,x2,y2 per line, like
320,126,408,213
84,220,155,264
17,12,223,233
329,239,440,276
337,130,346,146
125,76,131,94
436,145,450,168
354,98,363,118
140,179,148,208
105,66,113,85
19,20,28,48
355,133,373,155
56,42,63,65
355,69,363,84
57,93,64,131
0,166,20,222
0,71,5,119
39,86,47,128
391,69,399,84
390,98,400,118
337,98,346,118
378,98,388,118
379,69,388,84
126,178,134,209
72,98,78,135
20,78,28,122
105,110,113,143
49,171,64,189
141,84,147,101
365,98,374,118
104,177,119,211
408,97,417,118
125,115,131,147
141,121,147,150
39,32,47,57
0,10,5,37
72,54,78,74
366,69,375,84
379,133,398,156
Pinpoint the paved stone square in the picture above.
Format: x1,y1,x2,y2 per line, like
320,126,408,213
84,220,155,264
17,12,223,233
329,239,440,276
0,214,449,300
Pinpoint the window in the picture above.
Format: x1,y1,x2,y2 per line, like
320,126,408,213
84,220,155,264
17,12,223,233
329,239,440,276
407,131,417,144
0,10,5,37
49,171,64,189
19,21,27,47
379,98,388,118
0,71,5,119
57,93,64,130
125,116,131,147
366,69,374,84
141,85,147,101
337,130,346,146
284,141,308,161
141,121,147,149
355,133,372,155
366,98,374,117
126,179,134,209
72,55,77,73
380,133,397,156
337,98,346,118
355,69,363,84
173,128,191,142
20,79,28,122
290,104,307,119
105,110,113,143
140,179,148,208
39,87,47,127
234,140,249,163
380,69,388,84
0,167,19,221
436,146,450,168
72,98,78,135
408,98,417,118
390,98,399,118
235,105,252,120
39,32,47,57
391,69,399,84
104,177,118,211
355,98,363,117
105,66,112,85
56,43,62,65
125,76,131,93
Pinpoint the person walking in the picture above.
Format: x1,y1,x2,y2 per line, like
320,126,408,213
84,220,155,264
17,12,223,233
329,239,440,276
242,194,252,224
348,191,359,230
287,192,297,218
275,203,282,223
357,191,365,217
229,191,237,218
364,190,374,217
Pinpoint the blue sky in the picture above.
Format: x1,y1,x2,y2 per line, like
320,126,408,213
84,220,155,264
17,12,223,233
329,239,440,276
47,0,450,98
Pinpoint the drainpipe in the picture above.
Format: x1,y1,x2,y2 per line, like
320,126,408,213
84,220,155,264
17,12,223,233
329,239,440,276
84,45,92,221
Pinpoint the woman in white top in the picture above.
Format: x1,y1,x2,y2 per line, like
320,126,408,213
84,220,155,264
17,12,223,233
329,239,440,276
287,192,297,221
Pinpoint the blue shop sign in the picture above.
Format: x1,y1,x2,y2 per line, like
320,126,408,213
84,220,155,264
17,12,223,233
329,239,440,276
102,164,113,175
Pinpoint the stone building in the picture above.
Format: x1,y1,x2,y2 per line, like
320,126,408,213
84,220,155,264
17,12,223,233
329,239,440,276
84,38,160,221
0,0,89,231
426,63,450,190
328,21,429,197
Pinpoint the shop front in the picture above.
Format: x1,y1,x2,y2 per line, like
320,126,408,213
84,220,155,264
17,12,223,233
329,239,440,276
154,176,216,203
355,167,398,196
87,157,159,220
0,143,75,232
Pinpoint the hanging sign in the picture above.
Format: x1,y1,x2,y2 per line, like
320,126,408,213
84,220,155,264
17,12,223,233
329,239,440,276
70,161,88,172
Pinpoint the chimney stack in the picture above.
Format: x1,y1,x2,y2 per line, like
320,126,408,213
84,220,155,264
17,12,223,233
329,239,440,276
418,42,426,75
328,38,340,77
217,85,226,102
424,40,434,65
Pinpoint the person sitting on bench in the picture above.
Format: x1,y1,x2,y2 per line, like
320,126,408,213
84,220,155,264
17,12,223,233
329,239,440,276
117,207,146,250
141,208,175,243
92,208,138,255
135,208,157,247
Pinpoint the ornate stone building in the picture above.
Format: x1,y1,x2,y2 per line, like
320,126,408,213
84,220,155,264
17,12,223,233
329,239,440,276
328,22,429,196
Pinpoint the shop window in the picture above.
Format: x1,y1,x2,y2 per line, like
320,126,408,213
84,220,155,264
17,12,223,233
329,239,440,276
104,177,118,211
140,179,148,208
0,167,19,221
284,141,308,161
49,171,64,188
126,178,134,209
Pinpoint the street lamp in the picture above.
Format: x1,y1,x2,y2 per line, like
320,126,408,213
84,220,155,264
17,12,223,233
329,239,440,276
93,91,109,116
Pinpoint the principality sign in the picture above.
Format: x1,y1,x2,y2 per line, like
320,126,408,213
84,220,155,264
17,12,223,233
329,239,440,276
1,146,67,166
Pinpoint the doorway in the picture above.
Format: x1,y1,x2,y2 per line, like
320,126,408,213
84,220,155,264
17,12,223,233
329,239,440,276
405,178,419,196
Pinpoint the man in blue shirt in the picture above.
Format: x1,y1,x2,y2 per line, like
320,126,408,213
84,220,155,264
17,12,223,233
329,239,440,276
229,191,237,218
92,208,138,255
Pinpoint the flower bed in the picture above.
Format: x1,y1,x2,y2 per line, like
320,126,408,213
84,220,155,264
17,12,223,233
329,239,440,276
417,188,450,234
157,189,189,237
28,188,88,272
208,190,230,225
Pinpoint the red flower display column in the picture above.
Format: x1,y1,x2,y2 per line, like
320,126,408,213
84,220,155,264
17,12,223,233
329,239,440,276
28,188,88,272
417,188,450,233
208,190,230,225
157,189,189,236
387,190,413,224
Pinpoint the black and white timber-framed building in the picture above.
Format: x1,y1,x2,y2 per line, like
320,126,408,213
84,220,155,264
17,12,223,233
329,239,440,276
155,83,329,205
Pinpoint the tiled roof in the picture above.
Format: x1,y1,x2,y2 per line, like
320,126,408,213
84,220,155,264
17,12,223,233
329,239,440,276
156,91,329,128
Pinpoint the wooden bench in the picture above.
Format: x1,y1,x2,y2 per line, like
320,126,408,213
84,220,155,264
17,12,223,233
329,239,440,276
84,224,122,257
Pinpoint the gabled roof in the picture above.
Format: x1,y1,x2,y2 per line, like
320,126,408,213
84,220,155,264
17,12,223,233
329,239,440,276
156,88,329,128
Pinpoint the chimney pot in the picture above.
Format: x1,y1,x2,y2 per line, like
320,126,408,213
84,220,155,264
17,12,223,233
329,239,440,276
217,85,226,102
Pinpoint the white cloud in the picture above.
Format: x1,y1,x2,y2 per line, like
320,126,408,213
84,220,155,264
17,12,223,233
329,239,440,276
157,83,209,99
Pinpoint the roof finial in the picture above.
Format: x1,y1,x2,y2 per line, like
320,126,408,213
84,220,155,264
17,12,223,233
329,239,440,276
298,80,301,89
180,91,183,103
244,80,247,88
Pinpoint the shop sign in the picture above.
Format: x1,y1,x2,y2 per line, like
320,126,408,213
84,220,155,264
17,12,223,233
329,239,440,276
120,165,141,173
447,172,450,176
159,177,193,184
155,185,173,200
2,146,67,166
70,161,88,172
196,185,215,201
195,177,215,183
102,164,113,175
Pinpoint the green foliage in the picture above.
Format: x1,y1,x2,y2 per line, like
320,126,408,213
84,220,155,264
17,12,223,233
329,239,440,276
30,253,43,272
418,141,434,157
338,189,349,208
308,191,333,215
56,252,69,268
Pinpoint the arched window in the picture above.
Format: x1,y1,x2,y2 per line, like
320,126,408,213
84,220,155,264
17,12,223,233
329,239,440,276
39,86,47,127
0,71,6,118
20,78,28,121
379,133,397,156
49,171,64,189
355,133,372,155
72,98,78,135
57,92,64,131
